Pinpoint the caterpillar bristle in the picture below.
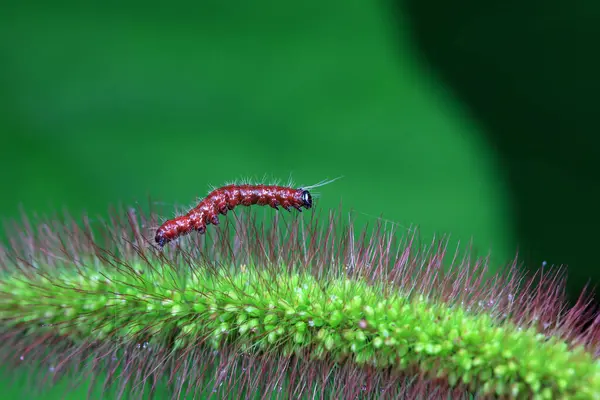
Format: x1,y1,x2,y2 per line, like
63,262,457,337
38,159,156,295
300,176,344,191
1,201,600,399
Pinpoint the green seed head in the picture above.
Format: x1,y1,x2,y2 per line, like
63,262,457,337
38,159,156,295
0,205,599,399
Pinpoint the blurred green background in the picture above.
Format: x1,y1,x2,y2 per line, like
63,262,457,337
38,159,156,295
1,0,599,397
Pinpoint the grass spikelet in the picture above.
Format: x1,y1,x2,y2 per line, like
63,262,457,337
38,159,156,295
1,203,600,399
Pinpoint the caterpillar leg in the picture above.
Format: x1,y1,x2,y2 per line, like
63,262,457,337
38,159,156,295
269,199,280,210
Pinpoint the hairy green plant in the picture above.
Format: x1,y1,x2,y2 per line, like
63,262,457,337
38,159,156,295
1,204,599,399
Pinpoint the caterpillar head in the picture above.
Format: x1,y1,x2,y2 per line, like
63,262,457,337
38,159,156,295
301,190,312,209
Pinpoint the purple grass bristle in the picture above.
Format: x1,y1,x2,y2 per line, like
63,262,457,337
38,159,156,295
1,202,600,399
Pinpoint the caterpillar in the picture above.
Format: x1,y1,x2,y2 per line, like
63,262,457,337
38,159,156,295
155,179,340,247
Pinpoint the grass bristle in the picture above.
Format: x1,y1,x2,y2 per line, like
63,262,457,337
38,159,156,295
1,203,600,399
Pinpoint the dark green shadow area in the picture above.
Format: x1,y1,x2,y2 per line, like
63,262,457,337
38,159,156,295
395,0,600,300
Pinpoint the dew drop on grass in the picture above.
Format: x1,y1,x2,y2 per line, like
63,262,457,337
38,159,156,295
212,382,224,393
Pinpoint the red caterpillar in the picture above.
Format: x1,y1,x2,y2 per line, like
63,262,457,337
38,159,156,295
155,182,334,247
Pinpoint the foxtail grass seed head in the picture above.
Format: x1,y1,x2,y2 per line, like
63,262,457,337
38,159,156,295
1,203,600,399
